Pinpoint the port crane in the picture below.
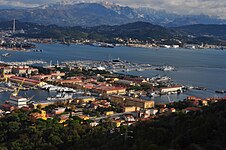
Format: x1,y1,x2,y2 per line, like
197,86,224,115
2,72,13,87
2,72,8,82
11,79,25,97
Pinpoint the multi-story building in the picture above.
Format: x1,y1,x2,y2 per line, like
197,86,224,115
9,95,29,108
109,95,126,104
125,98,155,109
123,106,140,112
9,76,47,87
12,66,38,75
94,86,126,95
110,95,155,109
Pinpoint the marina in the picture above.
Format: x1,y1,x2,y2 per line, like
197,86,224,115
42,84,77,93
0,44,225,103
62,59,172,73
0,60,47,66
157,65,175,71
0,2,225,149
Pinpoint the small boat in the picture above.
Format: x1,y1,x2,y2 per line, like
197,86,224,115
1,53,11,57
215,90,225,94
193,86,207,91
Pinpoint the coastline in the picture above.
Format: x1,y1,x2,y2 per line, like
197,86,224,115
0,43,225,94
0,47,32,52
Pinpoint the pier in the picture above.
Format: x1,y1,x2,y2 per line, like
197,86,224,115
0,60,47,66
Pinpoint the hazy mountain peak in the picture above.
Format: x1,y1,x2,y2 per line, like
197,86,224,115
0,2,225,27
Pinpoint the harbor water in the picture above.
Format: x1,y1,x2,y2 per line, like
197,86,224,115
0,44,226,103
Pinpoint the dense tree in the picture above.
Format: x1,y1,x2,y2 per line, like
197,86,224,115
0,101,226,149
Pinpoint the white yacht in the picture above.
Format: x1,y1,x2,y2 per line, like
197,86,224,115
47,93,73,101
159,65,175,71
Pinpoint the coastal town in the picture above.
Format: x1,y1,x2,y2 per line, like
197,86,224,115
0,36,225,51
0,59,225,129
0,19,224,133
0,1,226,149
0,19,225,51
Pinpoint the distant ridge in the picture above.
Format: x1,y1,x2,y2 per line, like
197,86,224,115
1,20,226,45
173,24,226,40
0,3,225,27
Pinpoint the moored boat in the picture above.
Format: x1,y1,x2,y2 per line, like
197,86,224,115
1,53,11,57
47,93,73,101
215,90,225,94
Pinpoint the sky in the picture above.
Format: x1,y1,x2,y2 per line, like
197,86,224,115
0,0,226,18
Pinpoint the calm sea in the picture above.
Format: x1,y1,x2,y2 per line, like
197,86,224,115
0,44,225,103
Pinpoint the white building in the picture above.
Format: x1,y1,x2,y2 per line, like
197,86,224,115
172,45,180,48
9,95,28,108
150,108,158,115
124,114,135,122
160,86,183,94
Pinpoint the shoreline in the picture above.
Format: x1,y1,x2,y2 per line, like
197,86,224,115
0,47,32,52
1,43,225,53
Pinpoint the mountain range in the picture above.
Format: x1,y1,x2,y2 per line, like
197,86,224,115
0,2,226,27
1,20,226,45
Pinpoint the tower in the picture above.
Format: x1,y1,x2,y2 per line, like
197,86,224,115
56,60,59,67
50,60,52,68
12,19,16,33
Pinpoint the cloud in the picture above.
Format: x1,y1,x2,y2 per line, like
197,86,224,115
111,0,226,18
0,0,225,18
0,0,40,7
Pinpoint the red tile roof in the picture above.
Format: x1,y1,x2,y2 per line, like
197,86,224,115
10,76,41,84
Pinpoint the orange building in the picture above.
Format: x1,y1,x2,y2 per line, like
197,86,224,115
58,78,82,84
31,74,52,81
94,86,126,94
9,76,47,87
123,106,140,112
30,110,47,122
125,98,155,109
110,95,126,104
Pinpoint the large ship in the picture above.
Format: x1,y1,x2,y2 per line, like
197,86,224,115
47,93,73,101
157,65,175,71
90,42,114,48
150,75,171,82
